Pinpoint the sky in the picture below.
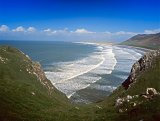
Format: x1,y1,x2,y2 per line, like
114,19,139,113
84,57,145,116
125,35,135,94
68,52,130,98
0,0,159,42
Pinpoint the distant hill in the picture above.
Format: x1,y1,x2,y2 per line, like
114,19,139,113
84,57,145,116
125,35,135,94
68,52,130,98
121,32,160,49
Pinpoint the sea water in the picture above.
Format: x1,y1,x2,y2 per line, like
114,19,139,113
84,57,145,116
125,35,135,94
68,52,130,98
0,41,145,103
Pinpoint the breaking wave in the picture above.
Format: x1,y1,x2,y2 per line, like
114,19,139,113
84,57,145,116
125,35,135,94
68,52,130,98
45,43,117,98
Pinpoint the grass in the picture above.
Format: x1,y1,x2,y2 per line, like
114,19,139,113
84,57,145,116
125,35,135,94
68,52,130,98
0,46,71,120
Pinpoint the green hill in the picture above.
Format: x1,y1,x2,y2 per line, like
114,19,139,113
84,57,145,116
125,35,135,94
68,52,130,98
0,45,160,121
0,46,71,120
121,32,160,49
108,49,160,121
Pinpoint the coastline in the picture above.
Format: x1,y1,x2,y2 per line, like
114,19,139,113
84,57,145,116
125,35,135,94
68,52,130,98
46,42,117,99
9,40,148,104
116,44,153,52
68,41,146,103
75,41,152,53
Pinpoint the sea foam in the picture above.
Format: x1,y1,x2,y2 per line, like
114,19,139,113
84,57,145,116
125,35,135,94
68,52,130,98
45,43,117,98
112,46,142,80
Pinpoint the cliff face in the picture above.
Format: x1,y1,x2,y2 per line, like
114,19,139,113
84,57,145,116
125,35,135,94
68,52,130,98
122,49,160,89
18,48,55,94
31,61,54,93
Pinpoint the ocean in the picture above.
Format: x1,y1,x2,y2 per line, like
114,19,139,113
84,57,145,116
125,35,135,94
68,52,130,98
0,41,145,103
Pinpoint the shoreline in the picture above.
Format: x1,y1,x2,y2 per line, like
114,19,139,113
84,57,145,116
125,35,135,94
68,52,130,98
76,41,154,51
68,41,148,103
73,41,113,47
46,42,117,99
116,44,153,52
45,41,148,103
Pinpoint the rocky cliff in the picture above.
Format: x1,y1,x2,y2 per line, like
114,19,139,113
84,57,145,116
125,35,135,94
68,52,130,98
29,61,54,94
12,47,55,94
122,49,160,89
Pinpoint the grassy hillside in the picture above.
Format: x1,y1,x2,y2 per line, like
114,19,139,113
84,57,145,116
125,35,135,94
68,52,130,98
125,57,160,121
102,51,160,121
121,33,160,49
0,46,71,120
0,45,160,121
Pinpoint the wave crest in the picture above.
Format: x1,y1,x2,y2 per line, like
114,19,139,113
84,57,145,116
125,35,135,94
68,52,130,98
45,44,117,98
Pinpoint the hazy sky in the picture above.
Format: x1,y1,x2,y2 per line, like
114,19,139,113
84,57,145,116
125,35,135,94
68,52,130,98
0,0,159,41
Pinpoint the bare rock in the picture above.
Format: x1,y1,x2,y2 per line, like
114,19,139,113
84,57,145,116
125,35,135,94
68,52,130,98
122,49,160,89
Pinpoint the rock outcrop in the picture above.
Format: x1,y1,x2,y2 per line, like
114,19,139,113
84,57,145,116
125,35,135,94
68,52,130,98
31,61,54,94
21,53,55,94
122,49,160,89
1,46,54,94
115,88,160,113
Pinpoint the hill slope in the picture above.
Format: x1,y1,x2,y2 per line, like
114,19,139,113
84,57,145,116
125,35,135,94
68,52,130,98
121,32,160,49
0,46,70,121
105,49,160,121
